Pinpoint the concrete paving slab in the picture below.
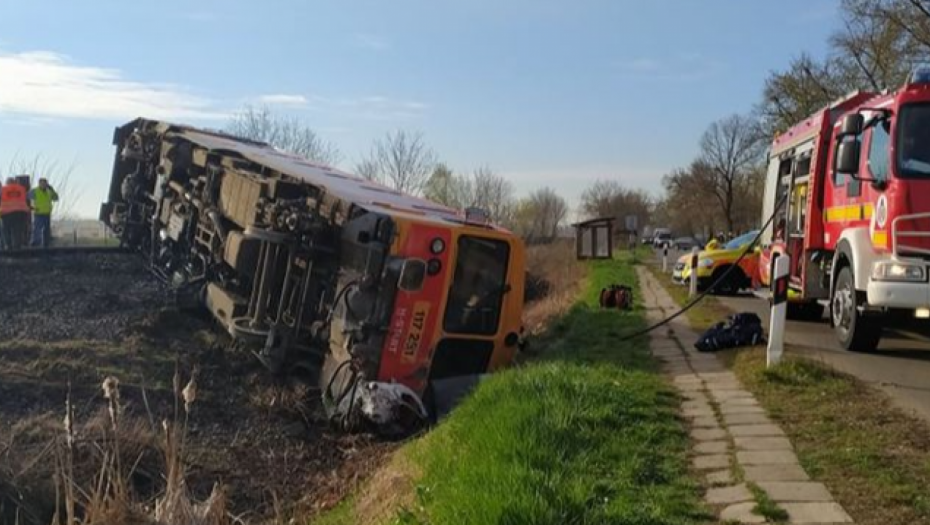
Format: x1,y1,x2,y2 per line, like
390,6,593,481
691,416,720,428
723,413,774,426
757,482,833,503
679,389,706,400
743,463,810,482
682,400,713,412
719,397,760,407
706,483,753,505
733,436,793,451
729,424,786,438
699,371,739,381
673,375,702,385
682,407,716,418
719,404,766,415
693,454,730,470
781,502,853,523
719,502,766,524
690,361,726,373
737,450,799,465
694,441,729,455
691,427,728,441
706,469,735,486
710,389,756,401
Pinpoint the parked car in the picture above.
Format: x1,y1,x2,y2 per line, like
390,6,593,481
672,230,760,295
652,229,672,248
672,237,698,250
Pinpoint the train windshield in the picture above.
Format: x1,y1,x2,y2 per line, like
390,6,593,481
897,103,930,177
443,236,510,336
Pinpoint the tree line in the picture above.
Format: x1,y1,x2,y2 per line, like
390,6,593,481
228,0,930,243
651,0,930,239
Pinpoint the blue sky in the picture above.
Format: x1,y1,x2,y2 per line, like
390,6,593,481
0,0,839,218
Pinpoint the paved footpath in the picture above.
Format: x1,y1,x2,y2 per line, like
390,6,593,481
637,266,854,525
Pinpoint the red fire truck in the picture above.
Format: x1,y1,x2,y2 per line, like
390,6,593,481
758,68,930,352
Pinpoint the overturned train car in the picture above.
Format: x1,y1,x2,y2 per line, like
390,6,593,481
100,118,525,428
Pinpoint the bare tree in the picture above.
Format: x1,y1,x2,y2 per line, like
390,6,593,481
758,0,930,136
579,179,652,229
469,166,515,225
3,154,83,221
698,114,766,234
518,187,568,242
424,163,471,208
226,105,342,166
758,54,848,136
354,156,381,183
371,130,436,195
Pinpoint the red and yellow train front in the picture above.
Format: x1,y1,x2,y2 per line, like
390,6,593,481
376,217,525,396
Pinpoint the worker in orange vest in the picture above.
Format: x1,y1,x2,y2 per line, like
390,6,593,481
1,177,31,250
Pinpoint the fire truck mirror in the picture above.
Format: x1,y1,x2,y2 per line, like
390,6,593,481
836,138,861,175
840,113,864,136
398,259,427,292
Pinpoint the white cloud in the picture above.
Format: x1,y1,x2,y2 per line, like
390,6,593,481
0,50,227,121
253,92,429,120
614,53,726,81
619,58,662,73
257,94,310,107
353,33,391,51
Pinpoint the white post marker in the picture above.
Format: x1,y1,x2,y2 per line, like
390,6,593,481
689,247,699,298
767,256,790,367
662,245,669,273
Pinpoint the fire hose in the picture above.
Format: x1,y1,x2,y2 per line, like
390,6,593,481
618,190,791,342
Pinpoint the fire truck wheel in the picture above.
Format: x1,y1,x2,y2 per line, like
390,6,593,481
832,266,881,352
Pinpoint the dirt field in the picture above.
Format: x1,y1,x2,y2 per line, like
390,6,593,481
0,252,393,523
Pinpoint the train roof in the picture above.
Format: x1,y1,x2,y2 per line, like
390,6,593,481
137,119,504,230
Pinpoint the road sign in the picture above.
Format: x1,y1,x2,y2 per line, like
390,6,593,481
625,215,638,232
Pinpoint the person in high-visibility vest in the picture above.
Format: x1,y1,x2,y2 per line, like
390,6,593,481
1,177,31,250
28,177,58,248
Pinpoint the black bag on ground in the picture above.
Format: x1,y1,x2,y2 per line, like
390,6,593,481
694,312,765,352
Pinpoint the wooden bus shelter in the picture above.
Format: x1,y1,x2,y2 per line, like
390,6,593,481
572,217,614,260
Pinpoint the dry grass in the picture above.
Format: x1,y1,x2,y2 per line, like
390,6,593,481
730,350,930,525
521,240,588,336
0,367,241,525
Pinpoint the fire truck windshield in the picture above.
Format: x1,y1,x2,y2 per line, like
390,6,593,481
897,104,930,177
443,236,510,336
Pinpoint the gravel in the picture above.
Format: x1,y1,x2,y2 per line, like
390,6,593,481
0,252,165,342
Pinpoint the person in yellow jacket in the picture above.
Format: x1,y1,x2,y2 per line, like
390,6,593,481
1,177,31,250
28,177,58,248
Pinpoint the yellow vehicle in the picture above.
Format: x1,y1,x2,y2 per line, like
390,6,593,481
672,231,760,295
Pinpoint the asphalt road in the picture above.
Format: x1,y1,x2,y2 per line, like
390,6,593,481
654,247,930,425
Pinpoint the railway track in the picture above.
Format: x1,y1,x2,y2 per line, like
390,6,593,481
0,246,128,258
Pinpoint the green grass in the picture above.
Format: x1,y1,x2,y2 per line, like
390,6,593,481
732,350,930,525
747,482,788,523
363,252,708,525
643,264,930,525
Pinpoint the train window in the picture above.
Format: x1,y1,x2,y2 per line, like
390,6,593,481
444,236,510,336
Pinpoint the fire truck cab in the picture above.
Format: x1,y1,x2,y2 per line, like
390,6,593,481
760,67,930,351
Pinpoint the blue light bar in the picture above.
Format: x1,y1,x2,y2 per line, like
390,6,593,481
909,65,930,84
